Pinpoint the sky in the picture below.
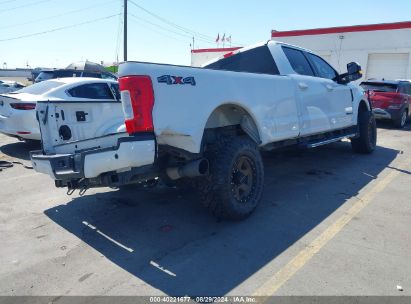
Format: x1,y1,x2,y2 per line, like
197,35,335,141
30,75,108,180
0,0,410,69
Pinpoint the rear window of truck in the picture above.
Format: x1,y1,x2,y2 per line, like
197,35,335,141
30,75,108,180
204,46,280,75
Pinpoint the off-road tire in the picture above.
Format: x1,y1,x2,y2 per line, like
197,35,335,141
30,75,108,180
351,110,377,154
394,108,408,129
198,135,264,220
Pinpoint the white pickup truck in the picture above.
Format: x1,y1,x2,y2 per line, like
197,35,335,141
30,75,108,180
31,41,376,220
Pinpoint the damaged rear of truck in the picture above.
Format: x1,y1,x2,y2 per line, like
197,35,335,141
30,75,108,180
31,41,374,219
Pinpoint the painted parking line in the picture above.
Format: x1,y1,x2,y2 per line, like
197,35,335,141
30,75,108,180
253,157,411,297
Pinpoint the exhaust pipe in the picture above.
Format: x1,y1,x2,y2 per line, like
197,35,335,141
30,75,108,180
166,158,209,180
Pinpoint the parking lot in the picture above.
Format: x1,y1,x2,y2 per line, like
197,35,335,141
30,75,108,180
0,122,410,297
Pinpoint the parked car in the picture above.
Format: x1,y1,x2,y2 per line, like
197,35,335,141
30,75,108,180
34,69,117,83
0,78,122,141
31,40,375,220
360,79,410,128
0,80,25,94
28,67,50,83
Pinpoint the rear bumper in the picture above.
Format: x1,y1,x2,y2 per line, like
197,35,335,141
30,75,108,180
372,107,405,121
31,136,156,186
372,108,392,120
0,112,40,140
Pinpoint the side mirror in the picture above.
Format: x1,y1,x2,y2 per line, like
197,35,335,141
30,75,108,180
346,62,362,82
336,62,362,84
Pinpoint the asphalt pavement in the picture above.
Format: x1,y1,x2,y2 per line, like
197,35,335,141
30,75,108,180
0,121,410,299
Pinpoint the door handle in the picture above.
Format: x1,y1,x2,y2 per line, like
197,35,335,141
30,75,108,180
298,82,308,90
325,84,334,91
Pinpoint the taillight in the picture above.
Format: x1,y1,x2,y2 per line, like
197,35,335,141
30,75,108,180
119,76,155,134
10,103,36,110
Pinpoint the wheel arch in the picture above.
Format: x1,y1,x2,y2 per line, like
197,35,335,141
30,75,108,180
203,103,262,144
358,99,371,113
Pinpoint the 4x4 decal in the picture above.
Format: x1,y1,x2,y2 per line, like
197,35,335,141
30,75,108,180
157,75,196,86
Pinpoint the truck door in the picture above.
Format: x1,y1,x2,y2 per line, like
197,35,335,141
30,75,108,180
282,47,333,136
305,53,354,129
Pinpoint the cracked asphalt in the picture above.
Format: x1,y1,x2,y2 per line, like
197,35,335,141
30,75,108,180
0,121,410,297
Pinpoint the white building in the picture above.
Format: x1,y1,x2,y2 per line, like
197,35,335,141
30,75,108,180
191,21,411,80
272,21,411,80
191,47,240,67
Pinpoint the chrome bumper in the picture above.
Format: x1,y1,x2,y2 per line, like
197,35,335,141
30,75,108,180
372,108,392,119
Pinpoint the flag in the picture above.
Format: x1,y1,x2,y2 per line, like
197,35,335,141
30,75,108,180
215,33,220,43
222,33,226,42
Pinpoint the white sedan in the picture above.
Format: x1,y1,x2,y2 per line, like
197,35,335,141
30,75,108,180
0,78,120,140
0,80,25,94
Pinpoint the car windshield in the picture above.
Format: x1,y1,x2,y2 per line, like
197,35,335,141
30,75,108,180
35,71,54,82
9,80,64,95
360,82,398,93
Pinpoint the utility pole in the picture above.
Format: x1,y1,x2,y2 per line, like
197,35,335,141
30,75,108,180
124,0,127,61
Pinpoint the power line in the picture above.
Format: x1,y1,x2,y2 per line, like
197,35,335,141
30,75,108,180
1,0,117,30
128,0,215,43
128,16,190,45
124,0,127,61
0,14,120,42
0,0,20,4
129,11,213,45
0,0,51,14
114,1,123,62
128,1,244,47
129,13,192,39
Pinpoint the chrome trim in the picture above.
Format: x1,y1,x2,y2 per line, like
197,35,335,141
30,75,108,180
307,134,356,148
372,108,392,119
